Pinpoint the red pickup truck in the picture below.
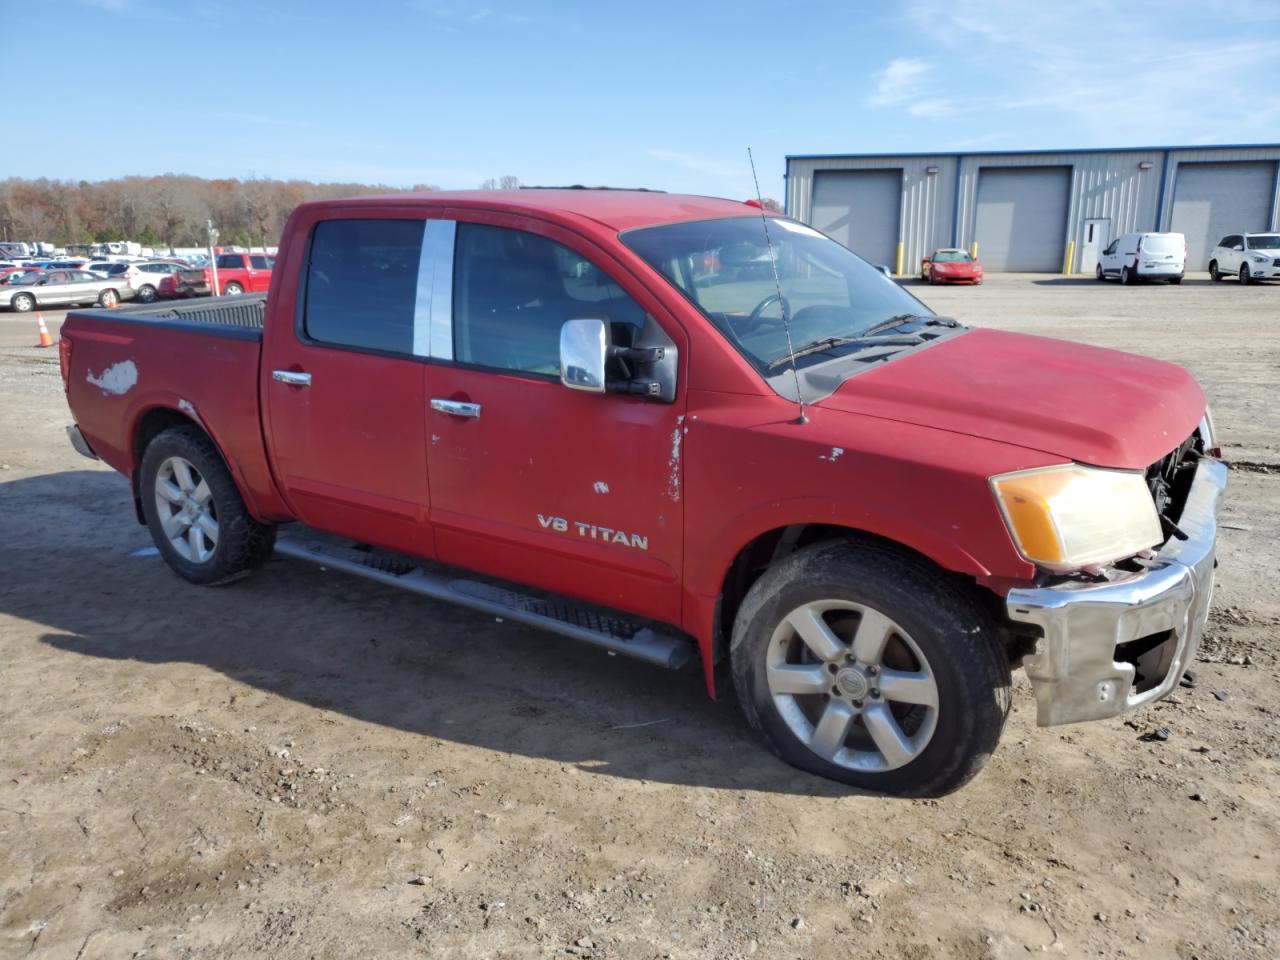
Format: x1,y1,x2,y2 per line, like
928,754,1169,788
59,190,1225,796
160,252,274,298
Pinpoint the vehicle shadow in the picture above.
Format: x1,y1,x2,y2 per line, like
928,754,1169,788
1030,276,1218,286
3,470,853,798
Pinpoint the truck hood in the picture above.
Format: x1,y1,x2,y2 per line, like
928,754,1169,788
817,328,1204,469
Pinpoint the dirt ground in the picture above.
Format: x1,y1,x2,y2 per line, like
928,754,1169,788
1,274,1277,960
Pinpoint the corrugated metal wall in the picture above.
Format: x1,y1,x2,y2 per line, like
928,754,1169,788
787,146,1280,273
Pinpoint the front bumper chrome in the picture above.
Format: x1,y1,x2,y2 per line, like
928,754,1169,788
1006,458,1227,726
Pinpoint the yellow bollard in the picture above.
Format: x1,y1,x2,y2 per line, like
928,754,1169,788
895,242,904,277
1062,240,1075,275
969,241,979,260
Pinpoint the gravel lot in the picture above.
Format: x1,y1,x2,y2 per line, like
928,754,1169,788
1,274,1277,959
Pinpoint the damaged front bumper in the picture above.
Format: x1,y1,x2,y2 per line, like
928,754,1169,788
1006,457,1228,726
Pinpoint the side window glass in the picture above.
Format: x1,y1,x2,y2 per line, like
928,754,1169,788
303,218,424,354
453,223,646,376
250,255,271,269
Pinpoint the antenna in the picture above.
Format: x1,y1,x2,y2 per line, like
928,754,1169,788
747,147,807,425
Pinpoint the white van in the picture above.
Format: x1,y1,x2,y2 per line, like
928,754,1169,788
1096,232,1186,284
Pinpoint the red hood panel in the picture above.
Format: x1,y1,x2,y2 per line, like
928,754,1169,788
820,329,1204,468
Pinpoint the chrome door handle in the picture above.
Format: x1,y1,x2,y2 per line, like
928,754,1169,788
272,370,312,387
430,398,481,418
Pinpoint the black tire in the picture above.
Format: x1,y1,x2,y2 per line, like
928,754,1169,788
1239,264,1251,285
139,425,276,586
1169,276,1183,285
10,292,35,313
730,539,1011,797
1095,264,1104,281
1209,260,1222,282
223,281,244,295
137,284,157,303
98,288,119,308
1121,266,1135,285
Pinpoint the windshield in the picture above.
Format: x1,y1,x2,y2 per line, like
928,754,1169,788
622,217,930,372
932,250,972,262
1142,235,1182,254
1246,235,1280,250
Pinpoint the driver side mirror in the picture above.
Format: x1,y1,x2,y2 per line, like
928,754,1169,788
560,318,608,394
1232,244,1244,251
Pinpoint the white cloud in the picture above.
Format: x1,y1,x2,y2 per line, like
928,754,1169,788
866,58,932,108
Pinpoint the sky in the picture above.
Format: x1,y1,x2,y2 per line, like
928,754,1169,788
4,0,1278,200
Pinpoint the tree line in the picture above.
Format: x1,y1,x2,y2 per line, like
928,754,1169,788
0,174,520,251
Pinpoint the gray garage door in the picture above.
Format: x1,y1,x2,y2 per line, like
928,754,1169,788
810,169,901,268
1170,161,1276,268
973,166,1071,272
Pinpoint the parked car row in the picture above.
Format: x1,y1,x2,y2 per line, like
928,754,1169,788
1,268,138,312
158,252,275,299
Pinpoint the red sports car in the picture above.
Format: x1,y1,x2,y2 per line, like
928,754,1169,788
922,248,983,285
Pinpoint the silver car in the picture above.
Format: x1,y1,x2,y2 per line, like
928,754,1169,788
3,269,136,312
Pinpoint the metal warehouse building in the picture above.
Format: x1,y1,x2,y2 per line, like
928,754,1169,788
785,144,1280,274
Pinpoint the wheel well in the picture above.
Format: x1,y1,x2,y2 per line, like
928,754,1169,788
714,524,1007,662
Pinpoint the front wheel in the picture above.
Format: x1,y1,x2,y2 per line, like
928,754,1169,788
139,425,276,586
1240,264,1252,285
1209,260,1222,281
731,540,1011,797
10,292,35,313
1095,264,1104,281
223,281,244,295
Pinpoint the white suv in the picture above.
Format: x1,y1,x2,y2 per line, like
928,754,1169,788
1096,232,1186,284
1208,233,1280,284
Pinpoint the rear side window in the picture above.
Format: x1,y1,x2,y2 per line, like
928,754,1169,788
250,255,272,269
216,254,244,269
453,223,645,376
304,218,423,354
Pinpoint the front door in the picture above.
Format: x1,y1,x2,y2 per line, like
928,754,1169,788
1080,218,1110,274
263,215,437,558
1099,239,1121,277
425,216,688,624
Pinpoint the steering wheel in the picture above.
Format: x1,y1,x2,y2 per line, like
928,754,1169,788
739,292,792,334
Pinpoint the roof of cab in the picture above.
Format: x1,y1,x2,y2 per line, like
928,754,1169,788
303,189,763,232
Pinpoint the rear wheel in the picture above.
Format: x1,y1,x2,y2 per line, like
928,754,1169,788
223,281,244,295
1121,266,1135,285
1209,260,1221,281
136,284,157,303
1240,264,1252,285
139,425,276,586
1169,276,1183,285
731,539,1011,797
98,288,119,308
11,292,35,313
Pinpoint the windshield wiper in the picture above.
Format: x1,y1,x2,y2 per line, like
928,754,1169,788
861,313,960,338
765,334,921,370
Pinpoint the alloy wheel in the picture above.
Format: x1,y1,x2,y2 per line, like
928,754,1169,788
154,455,219,563
766,600,939,772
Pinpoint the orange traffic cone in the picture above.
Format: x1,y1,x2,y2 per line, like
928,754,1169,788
36,314,53,348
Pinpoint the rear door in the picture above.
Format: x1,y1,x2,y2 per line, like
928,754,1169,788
248,254,273,292
424,214,688,623
262,213,440,558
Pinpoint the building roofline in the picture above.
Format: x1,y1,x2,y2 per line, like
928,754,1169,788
786,143,1280,162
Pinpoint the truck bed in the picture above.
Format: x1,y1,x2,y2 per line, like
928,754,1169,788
61,293,288,522
67,293,267,340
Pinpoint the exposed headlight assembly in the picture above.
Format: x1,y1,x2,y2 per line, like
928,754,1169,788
990,464,1162,572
